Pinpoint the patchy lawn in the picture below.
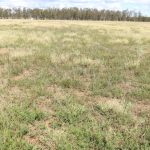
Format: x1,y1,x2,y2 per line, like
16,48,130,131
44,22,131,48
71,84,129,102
0,20,150,150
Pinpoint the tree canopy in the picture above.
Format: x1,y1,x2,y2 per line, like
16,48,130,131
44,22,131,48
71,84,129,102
0,7,149,21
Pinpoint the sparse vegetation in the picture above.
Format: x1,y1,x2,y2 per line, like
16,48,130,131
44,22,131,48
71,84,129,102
0,20,150,150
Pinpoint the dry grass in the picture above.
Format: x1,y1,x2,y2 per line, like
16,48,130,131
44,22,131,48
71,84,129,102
0,20,150,150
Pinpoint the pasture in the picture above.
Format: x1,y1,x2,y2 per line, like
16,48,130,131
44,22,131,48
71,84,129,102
0,20,150,149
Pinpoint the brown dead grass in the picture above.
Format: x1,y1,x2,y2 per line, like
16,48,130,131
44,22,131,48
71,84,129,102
132,101,150,116
13,69,34,81
24,120,56,150
36,99,54,115
0,48,34,58
10,49,33,58
47,85,67,100
0,48,9,55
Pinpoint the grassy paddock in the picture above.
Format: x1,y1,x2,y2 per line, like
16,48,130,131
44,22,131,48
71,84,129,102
0,20,150,150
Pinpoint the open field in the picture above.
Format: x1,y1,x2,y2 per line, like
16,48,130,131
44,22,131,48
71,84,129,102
0,20,150,150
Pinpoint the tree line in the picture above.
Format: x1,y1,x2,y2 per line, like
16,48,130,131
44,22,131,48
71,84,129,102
0,7,150,21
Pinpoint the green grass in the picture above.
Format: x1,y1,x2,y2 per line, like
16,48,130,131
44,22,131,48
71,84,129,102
0,20,150,150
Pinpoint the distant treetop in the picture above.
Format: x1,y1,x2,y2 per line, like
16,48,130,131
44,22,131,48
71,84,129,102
0,7,149,21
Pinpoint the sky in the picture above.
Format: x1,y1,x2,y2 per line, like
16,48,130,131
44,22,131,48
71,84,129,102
0,0,150,16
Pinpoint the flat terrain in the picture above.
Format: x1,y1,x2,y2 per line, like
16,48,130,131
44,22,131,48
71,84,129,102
0,20,150,150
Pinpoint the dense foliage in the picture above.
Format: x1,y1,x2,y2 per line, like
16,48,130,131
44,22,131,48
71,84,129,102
0,7,150,21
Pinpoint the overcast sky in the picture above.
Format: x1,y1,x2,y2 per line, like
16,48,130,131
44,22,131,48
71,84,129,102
0,0,150,16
